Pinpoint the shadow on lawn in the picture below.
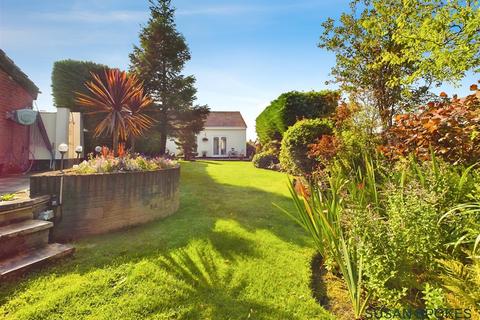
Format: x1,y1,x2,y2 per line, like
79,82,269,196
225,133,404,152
157,246,301,320
0,161,312,316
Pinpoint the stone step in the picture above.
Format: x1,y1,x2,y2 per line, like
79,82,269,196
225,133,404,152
0,195,50,226
0,205,33,227
0,243,74,279
0,220,53,258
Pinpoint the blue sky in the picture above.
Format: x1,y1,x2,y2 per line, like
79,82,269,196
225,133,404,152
1,0,477,139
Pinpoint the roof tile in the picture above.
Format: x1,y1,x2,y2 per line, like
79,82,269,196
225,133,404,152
205,111,247,128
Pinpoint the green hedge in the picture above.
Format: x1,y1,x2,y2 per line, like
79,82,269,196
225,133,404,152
255,90,339,144
279,118,333,176
51,60,108,112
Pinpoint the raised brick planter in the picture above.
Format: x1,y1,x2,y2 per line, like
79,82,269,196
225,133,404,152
30,167,180,241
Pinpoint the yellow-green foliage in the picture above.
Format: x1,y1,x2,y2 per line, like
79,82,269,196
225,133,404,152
0,193,15,202
439,258,480,312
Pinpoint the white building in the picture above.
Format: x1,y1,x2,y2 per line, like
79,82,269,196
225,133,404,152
29,108,83,168
166,111,247,158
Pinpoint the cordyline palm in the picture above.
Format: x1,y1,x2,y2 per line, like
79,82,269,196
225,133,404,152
76,69,153,154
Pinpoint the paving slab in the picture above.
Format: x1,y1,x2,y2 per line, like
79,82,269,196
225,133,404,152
0,175,30,196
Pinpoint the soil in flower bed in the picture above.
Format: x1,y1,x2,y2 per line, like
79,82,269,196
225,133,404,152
310,253,354,320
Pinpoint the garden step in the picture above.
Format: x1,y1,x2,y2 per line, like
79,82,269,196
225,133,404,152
0,205,33,226
0,220,53,258
0,195,50,226
0,243,74,279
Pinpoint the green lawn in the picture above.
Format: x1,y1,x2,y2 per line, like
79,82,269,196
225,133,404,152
0,161,333,319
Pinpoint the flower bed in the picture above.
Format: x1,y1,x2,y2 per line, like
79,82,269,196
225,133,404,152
30,155,180,241
72,153,177,174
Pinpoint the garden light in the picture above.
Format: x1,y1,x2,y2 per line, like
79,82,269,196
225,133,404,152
58,143,68,173
75,145,83,159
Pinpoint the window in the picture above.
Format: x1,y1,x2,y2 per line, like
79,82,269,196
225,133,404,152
213,137,219,155
213,137,227,156
220,137,227,155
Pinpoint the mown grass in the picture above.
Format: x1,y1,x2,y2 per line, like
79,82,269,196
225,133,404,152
0,161,334,319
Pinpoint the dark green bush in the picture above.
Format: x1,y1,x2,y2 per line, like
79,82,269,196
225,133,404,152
255,90,339,144
51,59,108,112
279,118,333,176
252,150,279,169
246,141,256,158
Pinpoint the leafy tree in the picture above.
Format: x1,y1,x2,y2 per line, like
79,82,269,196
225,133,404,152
255,90,339,144
75,69,153,154
172,105,210,160
129,0,196,154
319,0,480,128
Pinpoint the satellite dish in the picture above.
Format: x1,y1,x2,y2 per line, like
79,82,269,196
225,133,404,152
7,109,38,126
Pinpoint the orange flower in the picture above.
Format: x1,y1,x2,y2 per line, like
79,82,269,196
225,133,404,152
101,146,109,158
118,143,125,158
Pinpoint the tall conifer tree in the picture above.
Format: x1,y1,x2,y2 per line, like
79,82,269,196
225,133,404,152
130,0,196,154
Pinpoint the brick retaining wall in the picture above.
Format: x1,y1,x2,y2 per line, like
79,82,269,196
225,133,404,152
30,167,180,241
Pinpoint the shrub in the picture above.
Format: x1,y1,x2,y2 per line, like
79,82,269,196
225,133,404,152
307,134,339,172
261,140,281,153
246,141,256,158
255,90,339,144
51,60,108,112
354,182,442,306
252,150,279,169
279,118,333,176
381,84,480,165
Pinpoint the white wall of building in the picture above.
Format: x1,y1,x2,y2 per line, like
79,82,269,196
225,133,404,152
197,127,246,157
30,112,56,160
30,108,83,160
166,127,247,157
67,112,82,159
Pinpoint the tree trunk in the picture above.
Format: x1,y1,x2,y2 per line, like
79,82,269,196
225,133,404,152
159,132,167,155
130,135,135,153
113,133,119,156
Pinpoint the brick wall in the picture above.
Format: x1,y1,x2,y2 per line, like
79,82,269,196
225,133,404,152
30,167,180,241
0,69,34,173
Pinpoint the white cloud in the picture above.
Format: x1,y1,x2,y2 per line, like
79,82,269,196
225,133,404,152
37,10,148,23
176,1,323,16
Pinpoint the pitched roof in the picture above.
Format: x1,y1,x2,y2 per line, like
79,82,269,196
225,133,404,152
0,49,40,99
205,111,247,128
